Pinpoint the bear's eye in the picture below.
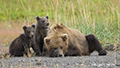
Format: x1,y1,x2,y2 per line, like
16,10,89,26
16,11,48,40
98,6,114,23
60,46,63,49
28,31,30,33
54,48,57,50
43,20,45,23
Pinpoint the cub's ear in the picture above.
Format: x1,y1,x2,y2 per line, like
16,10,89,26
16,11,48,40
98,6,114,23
44,37,50,45
32,24,35,28
61,34,68,41
36,16,40,20
22,25,27,30
46,15,49,19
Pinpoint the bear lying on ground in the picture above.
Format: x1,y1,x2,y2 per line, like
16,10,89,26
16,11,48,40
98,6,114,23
34,16,49,55
44,23,107,57
9,25,40,57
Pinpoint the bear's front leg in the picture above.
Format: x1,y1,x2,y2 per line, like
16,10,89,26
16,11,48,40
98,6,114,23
65,47,82,56
31,43,41,56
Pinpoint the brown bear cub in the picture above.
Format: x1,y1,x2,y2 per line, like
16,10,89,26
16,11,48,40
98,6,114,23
44,24,107,57
34,16,49,54
9,25,40,57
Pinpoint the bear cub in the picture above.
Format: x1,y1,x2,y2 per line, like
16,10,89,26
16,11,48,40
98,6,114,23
34,16,49,54
9,25,40,57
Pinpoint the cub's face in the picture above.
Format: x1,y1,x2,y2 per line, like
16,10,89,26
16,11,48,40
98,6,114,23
36,16,49,29
23,24,35,38
44,34,68,57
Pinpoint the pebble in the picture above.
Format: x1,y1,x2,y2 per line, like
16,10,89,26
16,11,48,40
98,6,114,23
35,59,38,62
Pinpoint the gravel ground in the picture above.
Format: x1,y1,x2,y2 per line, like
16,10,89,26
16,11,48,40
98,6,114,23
0,51,120,68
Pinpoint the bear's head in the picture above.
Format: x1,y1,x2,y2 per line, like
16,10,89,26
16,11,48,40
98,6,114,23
44,34,68,57
36,16,49,29
22,24,35,39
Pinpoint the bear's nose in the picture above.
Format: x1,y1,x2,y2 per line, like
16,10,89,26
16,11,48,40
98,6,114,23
58,54,63,57
46,23,49,26
31,35,34,38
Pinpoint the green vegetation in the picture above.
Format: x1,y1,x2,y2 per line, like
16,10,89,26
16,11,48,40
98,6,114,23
0,0,119,46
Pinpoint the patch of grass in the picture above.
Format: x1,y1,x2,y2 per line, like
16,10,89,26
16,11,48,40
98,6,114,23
0,0,119,49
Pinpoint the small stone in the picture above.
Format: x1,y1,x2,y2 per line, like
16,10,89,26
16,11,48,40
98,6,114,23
36,62,42,65
43,65,46,67
21,60,24,62
76,63,78,66
67,62,70,65
35,59,38,62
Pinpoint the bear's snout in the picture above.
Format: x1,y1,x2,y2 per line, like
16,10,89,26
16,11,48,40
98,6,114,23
31,34,34,38
57,49,64,57
30,32,34,38
46,23,49,26
58,54,63,57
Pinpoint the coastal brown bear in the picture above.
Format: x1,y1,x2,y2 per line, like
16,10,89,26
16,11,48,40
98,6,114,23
34,16,49,54
44,24,107,57
9,25,41,57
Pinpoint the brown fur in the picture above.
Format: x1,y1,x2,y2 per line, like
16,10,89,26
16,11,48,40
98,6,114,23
85,34,107,55
9,25,40,57
44,24,89,57
44,24,107,57
34,16,49,54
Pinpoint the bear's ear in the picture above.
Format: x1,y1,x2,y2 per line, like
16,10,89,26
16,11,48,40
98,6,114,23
22,25,27,30
44,37,50,45
61,34,68,42
46,15,49,19
36,16,40,20
32,24,35,28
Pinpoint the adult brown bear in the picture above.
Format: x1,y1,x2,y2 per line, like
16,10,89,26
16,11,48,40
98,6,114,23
44,23,107,57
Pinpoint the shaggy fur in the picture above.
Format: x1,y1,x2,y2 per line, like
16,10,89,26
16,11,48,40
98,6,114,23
44,24,107,57
9,25,40,57
85,34,107,55
34,16,49,54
